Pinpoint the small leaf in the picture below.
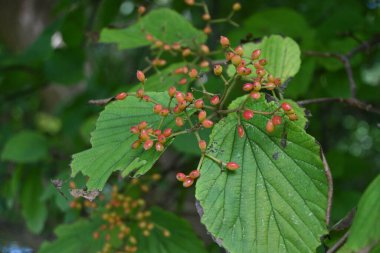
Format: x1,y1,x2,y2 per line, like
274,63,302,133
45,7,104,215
38,219,104,253
100,8,206,50
21,169,47,234
1,130,48,163
344,174,380,251
227,35,301,82
195,95,328,253
71,92,190,190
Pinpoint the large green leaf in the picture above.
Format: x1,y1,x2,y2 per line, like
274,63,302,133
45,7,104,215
38,219,104,253
1,130,48,163
195,95,328,253
135,207,208,253
100,8,206,50
228,35,301,82
344,174,380,251
21,169,47,234
71,92,187,190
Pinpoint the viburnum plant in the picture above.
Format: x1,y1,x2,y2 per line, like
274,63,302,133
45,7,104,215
47,1,380,253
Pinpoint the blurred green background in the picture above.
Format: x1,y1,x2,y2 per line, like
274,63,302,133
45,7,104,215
0,0,379,252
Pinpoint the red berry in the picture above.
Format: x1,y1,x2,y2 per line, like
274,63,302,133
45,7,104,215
93,231,100,239
115,92,127,100
266,82,275,90
243,83,253,91
143,140,154,150
157,134,167,143
235,45,244,56
237,125,244,138
176,172,186,182
250,91,261,100
220,36,230,48
189,68,198,79
226,162,239,170
137,70,145,82
182,48,192,57
130,126,139,134
266,120,275,133
281,102,292,112
252,81,261,91
210,95,220,105
139,129,150,141
183,178,194,188
155,142,164,152
194,99,204,109
136,88,144,98
178,78,187,85
272,115,282,126
189,170,200,179
243,109,254,120
138,121,148,129
160,108,169,117
175,92,185,103
154,129,162,136
198,140,207,152
153,104,163,114
198,110,207,122
202,119,214,128
175,117,184,127
168,86,176,97
163,128,172,137
259,58,267,66
236,65,246,75
251,49,261,60
185,92,194,102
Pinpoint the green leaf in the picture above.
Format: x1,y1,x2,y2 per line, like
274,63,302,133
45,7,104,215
71,92,188,190
344,174,380,251
100,8,206,50
227,35,301,82
1,130,48,163
38,219,104,253
21,169,47,234
195,95,328,253
135,207,208,253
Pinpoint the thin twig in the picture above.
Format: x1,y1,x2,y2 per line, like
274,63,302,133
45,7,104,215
297,97,380,115
321,150,333,226
88,97,113,106
326,231,350,253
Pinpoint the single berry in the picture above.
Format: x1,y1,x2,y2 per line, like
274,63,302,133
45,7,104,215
154,129,162,136
143,140,154,150
201,44,210,54
198,110,207,122
185,92,194,102
200,60,209,68
202,13,211,21
237,125,245,138
136,88,144,98
288,113,298,121
143,95,150,102
198,140,207,152
231,54,242,66
168,86,176,97
182,48,192,57
130,126,139,134
115,92,127,100
281,102,292,112
243,109,254,120
194,99,204,109
266,82,276,90
175,117,184,127
243,83,253,91
176,172,186,182
160,108,169,116
155,142,164,152
259,58,267,66
157,134,167,143
172,42,181,50
235,45,244,56
226,162,240,170
210,95,220,105
139,129,150,141
213,65,223,76
163,128,172,137
189,170,200,179
183,177,194,188
145,33,154,41
137,70,145,83
178,78,187,85
256,68,266,77
153,104,163,114
154,40,163,48
189,68,198,78
203,25,212,34
175,92,185,103
236,65,246,75
202,119,214,128
225,52,234,61
138,121,148,129
251,49,261,60
252,81,261,91
272,115,282,125
138,6,146,15
220,36,230,48
232,2,241,11
131,140,141,149
266,120,275,133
